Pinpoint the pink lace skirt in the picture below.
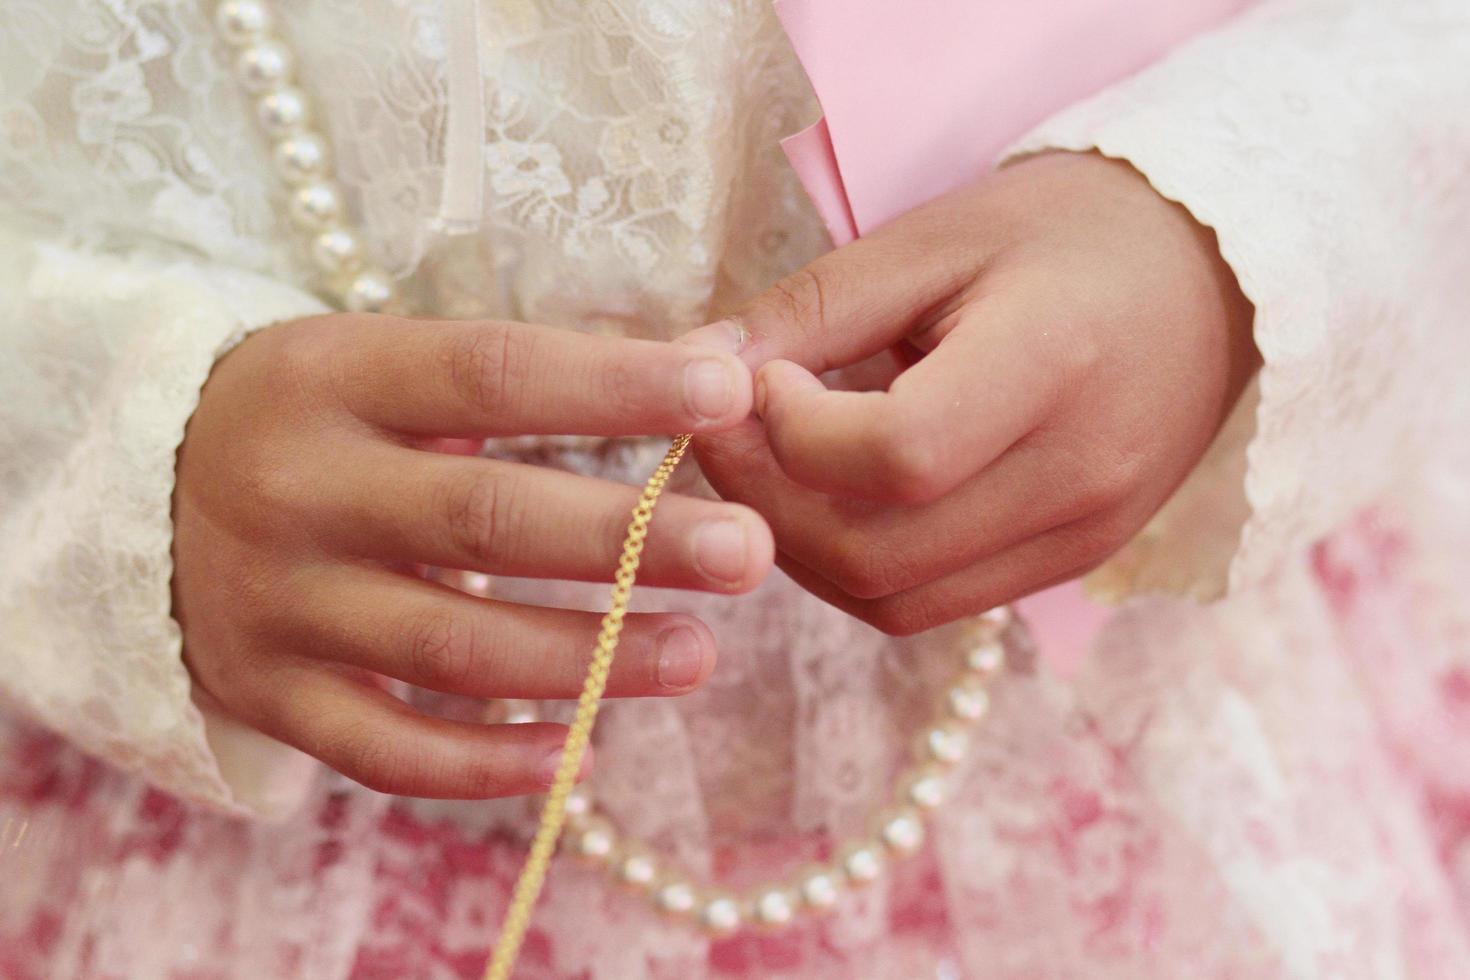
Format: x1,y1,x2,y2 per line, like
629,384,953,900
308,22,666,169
5,511,1470,979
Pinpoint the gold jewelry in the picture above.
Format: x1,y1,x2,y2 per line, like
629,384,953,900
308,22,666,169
486,435,691,979
481,608,1008,959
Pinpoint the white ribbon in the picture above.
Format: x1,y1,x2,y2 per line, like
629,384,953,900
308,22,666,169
436,0,486,234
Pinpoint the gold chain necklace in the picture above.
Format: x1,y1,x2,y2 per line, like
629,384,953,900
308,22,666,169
212,5,1013,977
486,434,691,977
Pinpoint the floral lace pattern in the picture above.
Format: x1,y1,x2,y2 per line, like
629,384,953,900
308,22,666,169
1006,0,1470,603
4,0,1470,977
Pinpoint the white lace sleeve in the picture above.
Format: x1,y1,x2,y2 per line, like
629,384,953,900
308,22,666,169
0,213,329,819
1004,0,1470,600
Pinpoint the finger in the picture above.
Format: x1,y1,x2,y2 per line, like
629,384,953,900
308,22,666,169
752,301,1062,504
677,190,989,375
288,565,718,699
235,657,584,798
331,315,752,437
698,422,1091,599
423,436,485,456
778,513,1129,637
325,444,773,593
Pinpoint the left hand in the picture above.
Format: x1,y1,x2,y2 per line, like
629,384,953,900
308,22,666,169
680,151,1257,635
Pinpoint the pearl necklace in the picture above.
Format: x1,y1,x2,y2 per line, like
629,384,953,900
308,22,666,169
214,1,398,314
212,0,1012,940
490,609,1008,936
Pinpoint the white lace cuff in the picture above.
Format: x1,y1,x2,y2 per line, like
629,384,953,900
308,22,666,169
0,220,330,819
1002,0,1470,600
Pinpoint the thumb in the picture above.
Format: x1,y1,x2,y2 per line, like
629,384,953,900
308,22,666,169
678,209,977,374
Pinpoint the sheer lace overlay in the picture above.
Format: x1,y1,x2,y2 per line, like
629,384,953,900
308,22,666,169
4,0,1470,977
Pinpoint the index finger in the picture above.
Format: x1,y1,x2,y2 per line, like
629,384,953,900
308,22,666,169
677,184,994,376
753,301,1061,504
331,316,754,438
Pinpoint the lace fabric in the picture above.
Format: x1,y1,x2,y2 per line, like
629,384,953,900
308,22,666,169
1004,0,1470,603
10,517,1470,979
4,0,1470,977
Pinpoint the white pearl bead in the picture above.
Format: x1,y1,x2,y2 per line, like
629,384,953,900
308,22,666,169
652,879,698,919
483,698,538,725
794,866,841,914
288,181,342,230
964,639,1006,676
945,674,991,722
836,841,885,886
613,848,659,892
697,893,743,937
461,571,493,595
876,807,926,856
567,816,617,864
898,762,949,812
310,228,362,276
561,786,592,823
215,1,273,45
257,87,310,137
343,269,396,314
502,699,539,725
273,132,330,184
978,606,1013,630
749,887,797,930
236,40,294,94
919,719,971,766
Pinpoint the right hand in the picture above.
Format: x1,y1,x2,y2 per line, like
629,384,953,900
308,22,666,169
172,312,772,800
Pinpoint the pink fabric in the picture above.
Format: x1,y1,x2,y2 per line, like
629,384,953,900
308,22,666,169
776,0,1252,668
1013,581,1113,679
9,513,1470,978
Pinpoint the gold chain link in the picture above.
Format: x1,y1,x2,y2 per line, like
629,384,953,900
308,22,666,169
485,434,694,980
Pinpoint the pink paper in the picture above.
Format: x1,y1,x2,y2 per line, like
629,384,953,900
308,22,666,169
781,118,859,246
777,0,1250,244
775,0,1252,669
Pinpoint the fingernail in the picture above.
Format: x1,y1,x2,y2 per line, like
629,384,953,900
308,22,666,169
684,358,737,422
656,627,706,690
677,319,747,354
694,518,748,587
538,745,591,788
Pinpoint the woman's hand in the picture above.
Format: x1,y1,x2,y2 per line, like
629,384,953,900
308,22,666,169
684,152,1257,635
173,313,772,798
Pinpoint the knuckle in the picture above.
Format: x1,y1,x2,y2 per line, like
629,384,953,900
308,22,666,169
692,435,766,506
593,496,637,555
827,535,910,600
230,563,303,645
1093,512,1139,557
247,458,316,521
439,469,525,563
271,318,331,381
1053,320,1105,387
872,423,947,503
187,635,266,708
268,318,349,409
828,552,880,599
592,354,645,424
462,759,516,799
756,265,834,343
1065,512,1137,566
401,606,477,690
1075,452,1145,514
863,596,933,638
448,323,537,419
330,720,411,795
